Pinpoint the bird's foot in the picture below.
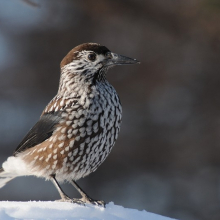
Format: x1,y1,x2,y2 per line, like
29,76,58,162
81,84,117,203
56,197,85,206
81,195,105,207
55,195,105,207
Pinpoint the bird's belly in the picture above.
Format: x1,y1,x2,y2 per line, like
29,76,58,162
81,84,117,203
56,102,122,181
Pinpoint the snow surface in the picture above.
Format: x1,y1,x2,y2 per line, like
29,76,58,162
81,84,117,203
0,201,176,220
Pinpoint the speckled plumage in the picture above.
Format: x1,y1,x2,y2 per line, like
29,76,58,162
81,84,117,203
0,43,139,206
21,77,122,182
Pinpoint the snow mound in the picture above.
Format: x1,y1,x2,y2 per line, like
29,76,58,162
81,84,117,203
0,201,176,220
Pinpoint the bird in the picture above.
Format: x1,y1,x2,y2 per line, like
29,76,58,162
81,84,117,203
0,43,139,206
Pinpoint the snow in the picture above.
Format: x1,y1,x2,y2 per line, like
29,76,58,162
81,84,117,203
0,201,176,220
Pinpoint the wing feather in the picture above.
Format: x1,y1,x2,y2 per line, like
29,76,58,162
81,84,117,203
13,112,61,155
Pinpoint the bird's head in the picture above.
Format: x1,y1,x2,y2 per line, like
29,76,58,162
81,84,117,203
60,43,140,83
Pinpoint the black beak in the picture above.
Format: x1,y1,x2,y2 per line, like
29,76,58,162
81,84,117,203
104,52,140,67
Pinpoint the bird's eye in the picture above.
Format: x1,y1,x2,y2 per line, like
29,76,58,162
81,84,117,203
88,53,96,61
105,52,112,58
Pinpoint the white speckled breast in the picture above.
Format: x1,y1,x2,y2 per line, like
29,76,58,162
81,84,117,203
22,79,122,182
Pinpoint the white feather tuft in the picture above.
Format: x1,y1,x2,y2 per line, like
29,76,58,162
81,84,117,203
2,156,31,176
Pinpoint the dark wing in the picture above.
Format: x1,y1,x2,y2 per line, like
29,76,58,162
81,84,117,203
13,112,62,156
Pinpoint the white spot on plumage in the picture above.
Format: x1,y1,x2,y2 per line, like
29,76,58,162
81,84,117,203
60,100,65,106
87,130,92,136
67,134,72,139
86,126,92,133
58,142,64,148
86,146,91,154
52,135,57,143
75,136,80,141
80,132,86,138
58,135,65,141
79,117,86,125
32,149,36,153
77,121,83,127
67,128,72,134
61,112,68,118
79,127,85,133
93,135,98,142
93,122,98,130
111,127,115,135
92,114,99,121
79,150,83,156
73,156,80,165
72,123,77,129
69,156,74,161
85,137,90,143
72,129,78,135
87,120,92,126
68,114,74,120
81,154,87,163
73,148,78,156
69,140,75,148
80,143,85,151
78,109,83,116
66,121,72,126
61,127,67,134
59,120,65,124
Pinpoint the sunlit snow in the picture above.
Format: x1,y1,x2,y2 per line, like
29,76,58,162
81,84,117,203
0,201,176,220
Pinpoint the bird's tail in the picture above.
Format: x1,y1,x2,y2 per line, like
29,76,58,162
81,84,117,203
0,168,16,188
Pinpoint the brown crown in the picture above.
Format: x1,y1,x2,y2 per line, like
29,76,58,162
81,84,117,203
60,43,111,68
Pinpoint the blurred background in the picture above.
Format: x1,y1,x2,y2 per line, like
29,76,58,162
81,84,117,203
0,0,220,219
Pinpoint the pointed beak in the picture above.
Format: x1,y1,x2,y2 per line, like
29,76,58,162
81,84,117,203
104,52,140,67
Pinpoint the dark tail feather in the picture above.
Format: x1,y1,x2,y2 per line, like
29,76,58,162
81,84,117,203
0,168,16,188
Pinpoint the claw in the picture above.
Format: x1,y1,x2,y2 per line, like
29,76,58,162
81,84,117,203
55,196,105,207
71,198,86,206
82,195,106,207
56,196,105,207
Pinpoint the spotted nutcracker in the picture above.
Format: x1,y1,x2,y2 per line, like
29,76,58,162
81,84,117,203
0,43,140,206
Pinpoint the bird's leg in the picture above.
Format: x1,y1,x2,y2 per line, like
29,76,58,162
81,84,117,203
50,175,72,202
70,180,105,207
